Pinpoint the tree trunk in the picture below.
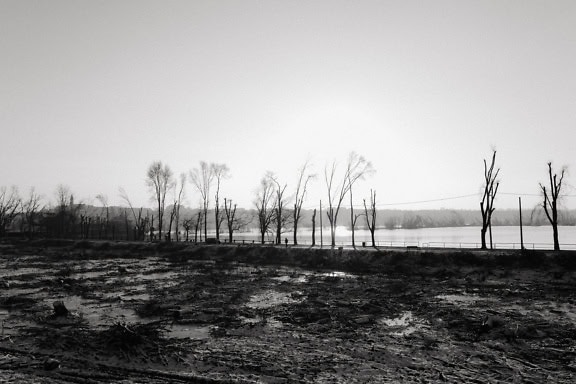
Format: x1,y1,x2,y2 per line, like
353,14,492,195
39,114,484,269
311,209,316,247
553,224,560,251
203,206,208,240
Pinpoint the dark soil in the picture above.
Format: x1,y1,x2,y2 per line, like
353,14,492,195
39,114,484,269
1,240,576,383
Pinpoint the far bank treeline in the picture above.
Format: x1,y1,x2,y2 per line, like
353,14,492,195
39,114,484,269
0,151,572,249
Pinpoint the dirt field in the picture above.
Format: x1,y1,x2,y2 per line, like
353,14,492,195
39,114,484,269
1,239,575,383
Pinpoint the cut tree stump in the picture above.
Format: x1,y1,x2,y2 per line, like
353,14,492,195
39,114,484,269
53,301,69,317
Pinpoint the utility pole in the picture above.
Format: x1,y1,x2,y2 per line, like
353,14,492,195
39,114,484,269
519,197,524,250
320,200,323,248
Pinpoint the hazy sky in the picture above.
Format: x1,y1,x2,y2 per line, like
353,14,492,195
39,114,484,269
2,0,575,211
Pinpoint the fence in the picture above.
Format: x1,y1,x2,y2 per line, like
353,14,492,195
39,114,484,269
219,237,576,251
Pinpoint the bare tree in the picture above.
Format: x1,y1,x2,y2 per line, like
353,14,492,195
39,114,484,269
193,210,203,243
0,186,21,237
311,208,317,246
348,175,366,248
119,187,149,241
270,174,289,244
190,161,215,240
224,198,251,243
146,161,174,241
324,152,374,246
167,173,186,241
363,189,377,247
293,160,315,245
22,187,42,238
540,162,566,251
213,164,230,242
55,185,75,237
182,218,192,242
480,150,500,249
95,194,110,239
255,172,277,244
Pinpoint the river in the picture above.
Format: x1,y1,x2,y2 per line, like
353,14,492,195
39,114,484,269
233,226,576,250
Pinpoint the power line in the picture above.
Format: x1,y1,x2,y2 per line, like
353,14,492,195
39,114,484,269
374,194,478,207
302,193,478,210
301,191,576,210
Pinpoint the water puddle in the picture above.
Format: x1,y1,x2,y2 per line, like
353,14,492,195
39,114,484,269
272,275,308,284
379,311,429,336
2,287,45,296
53,295,141,326
436,292,497,307
0,268,43,278
134,271,179,281
320,271,357,279
75,270,110,280
168,324,211,339
246,290,304,309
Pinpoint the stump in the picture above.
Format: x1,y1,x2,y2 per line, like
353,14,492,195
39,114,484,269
53,300,69,317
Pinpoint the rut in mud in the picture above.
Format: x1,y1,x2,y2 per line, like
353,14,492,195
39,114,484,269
1,240,576,383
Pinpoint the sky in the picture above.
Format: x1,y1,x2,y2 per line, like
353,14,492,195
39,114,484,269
1,0,575,212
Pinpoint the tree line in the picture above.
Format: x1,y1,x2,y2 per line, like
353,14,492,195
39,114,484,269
0,151,572,250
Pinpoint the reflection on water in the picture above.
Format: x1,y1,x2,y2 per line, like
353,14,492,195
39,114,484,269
247,290,304,309
379,311,429,336
168,324,211,339
236,226,576,249
436,292,497,307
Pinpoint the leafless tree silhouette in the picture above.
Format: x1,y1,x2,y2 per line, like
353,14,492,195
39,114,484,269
146,161,174,241
119,187,149,241
22,187,41,238
324,152,374,246
0,186,21,237
190,161,215,240
270,174,289,245
213,164,230,242
363,189,377,247
255,172,276,244
480,150,500,249
540,162,566,251
168,173,186,241
293,160,315,245
224,198,250,243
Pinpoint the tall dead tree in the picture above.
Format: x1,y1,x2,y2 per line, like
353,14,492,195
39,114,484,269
119,187,148,241
193,210,203,243
293,160,314,245
95,194,110,239
146,161,174,241
480,151,500,249
363,189,377,247
223,198,250,243
348,175,366,248
324,152,374,247
213,164,230,242
0,186,21,237
270,174,289,245
168,173,186,241
540,162,566,251
190,162,215,240
22,188,41,238
255,172,276,244
224,198,238,243
311,208,317,246
53,184,82,238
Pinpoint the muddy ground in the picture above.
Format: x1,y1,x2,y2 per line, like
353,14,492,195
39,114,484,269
1,240,576,383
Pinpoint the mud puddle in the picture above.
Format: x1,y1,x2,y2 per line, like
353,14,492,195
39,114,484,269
1,242,576,383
